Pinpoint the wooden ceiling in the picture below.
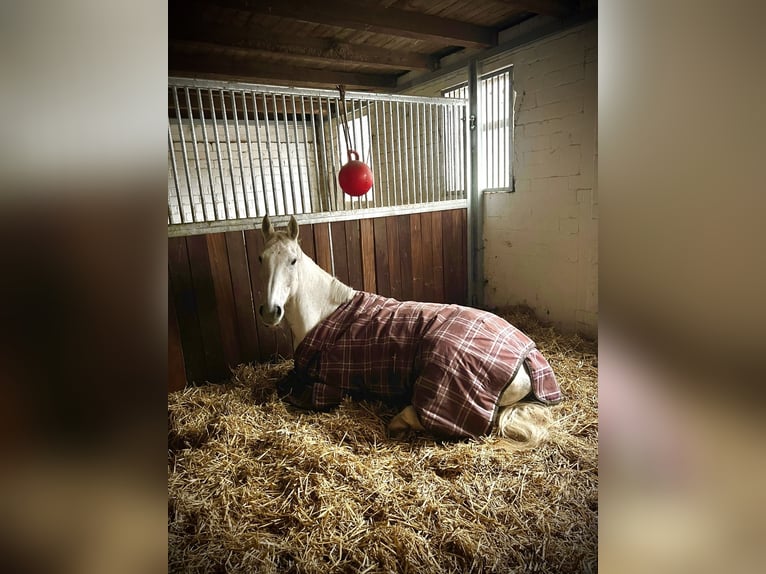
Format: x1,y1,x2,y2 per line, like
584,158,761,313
169,0,593,92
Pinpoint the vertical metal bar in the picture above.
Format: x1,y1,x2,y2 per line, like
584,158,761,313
184,88,209,222
357,100,366,208
404,102,417,203
172,87,196,222
369,100,379,208
308,97,324,212
494,75,499,189
382,100,392,207
413,101,421,204
280,94,297,214
209,89,228,220
395,101,404,205
299,96,314,213
241,91,257,217
347,98,356,209
417,102,424,204
404,102,412,204
483,76,488,191
290,95,306,214
197,88,216,221
507,71,513,189
231,90,249,218
327,97,341,211
220,90,241,219
500,73,506,188
252,92,267,216
462,100,467,197
273,94,289,215
427,103,434,204
262,93,279,215
168,123,183,224
435,104,442,202
316,96,330,212
446,103,453,198
468,60,481,308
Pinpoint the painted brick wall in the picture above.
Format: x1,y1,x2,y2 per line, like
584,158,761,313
404,21,598,336
484,22,597,336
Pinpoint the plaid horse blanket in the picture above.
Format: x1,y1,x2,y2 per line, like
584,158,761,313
286,292,562,439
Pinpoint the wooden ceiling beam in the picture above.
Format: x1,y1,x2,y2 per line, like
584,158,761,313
207,0,497,48
169,52,399,90
170,20,436,71
499,1,578,18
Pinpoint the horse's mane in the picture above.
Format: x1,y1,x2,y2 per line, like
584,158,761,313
328,277,355,305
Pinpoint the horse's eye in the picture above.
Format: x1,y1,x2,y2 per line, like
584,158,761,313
291,258,297,266
258,255,262,263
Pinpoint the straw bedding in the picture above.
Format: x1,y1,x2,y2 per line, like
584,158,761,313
168,306,598,573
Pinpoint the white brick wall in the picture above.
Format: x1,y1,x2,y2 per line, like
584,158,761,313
403,21,598,336
484,22,598,336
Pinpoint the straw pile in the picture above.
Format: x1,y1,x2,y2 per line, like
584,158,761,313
168,306,597,573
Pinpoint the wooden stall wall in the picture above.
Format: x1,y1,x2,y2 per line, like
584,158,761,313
168,209,467,390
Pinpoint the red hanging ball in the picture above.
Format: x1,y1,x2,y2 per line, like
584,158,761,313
339,150,373,197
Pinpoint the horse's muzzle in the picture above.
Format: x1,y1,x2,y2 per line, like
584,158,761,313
259,304,284,325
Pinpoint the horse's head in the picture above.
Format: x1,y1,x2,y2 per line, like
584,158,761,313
258,215,302,326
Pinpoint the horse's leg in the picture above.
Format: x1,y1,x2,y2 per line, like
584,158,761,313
387,405,425,439
495,363,551,446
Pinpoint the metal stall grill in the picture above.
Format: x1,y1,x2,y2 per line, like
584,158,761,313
168,78,467,236
444,67,513,193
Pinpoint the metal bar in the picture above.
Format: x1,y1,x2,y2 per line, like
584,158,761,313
168,123,183,224
231,90,249,218
220,90,241,219
468,59,481,307
290,95,305,214
262,93,279,215
273,94,289,215
172,87,196,222
327,97,340,211
492,76,503,190
308,96,324,212
209,89,228,220
357,100,366,208
346,98,356,209
395,102,404,205
170,76,461,105
168,199,469,237
241,91,257,217
369,100,379,208
316,96,330,212
427,104,435,204
197,89,216,221
506,70,513,188
447,103,454,198
412,102,419,203
416,102,424,204
299,96,314,213
281,94,297,214
434,105,446,201
252,92,268,216
184,88,209,222
382,100,392,207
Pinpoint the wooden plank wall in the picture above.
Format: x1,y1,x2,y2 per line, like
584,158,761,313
168,209,467,389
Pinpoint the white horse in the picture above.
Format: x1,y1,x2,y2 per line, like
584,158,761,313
258,215,557,446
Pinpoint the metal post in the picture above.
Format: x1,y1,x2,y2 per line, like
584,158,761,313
467,60,482,308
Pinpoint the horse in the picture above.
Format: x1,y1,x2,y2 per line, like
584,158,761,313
258,215,562,446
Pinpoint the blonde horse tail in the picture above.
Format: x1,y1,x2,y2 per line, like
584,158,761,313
495,402,552,449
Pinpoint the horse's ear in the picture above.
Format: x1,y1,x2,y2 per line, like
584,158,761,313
287,215,299,241
262,215,275,240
